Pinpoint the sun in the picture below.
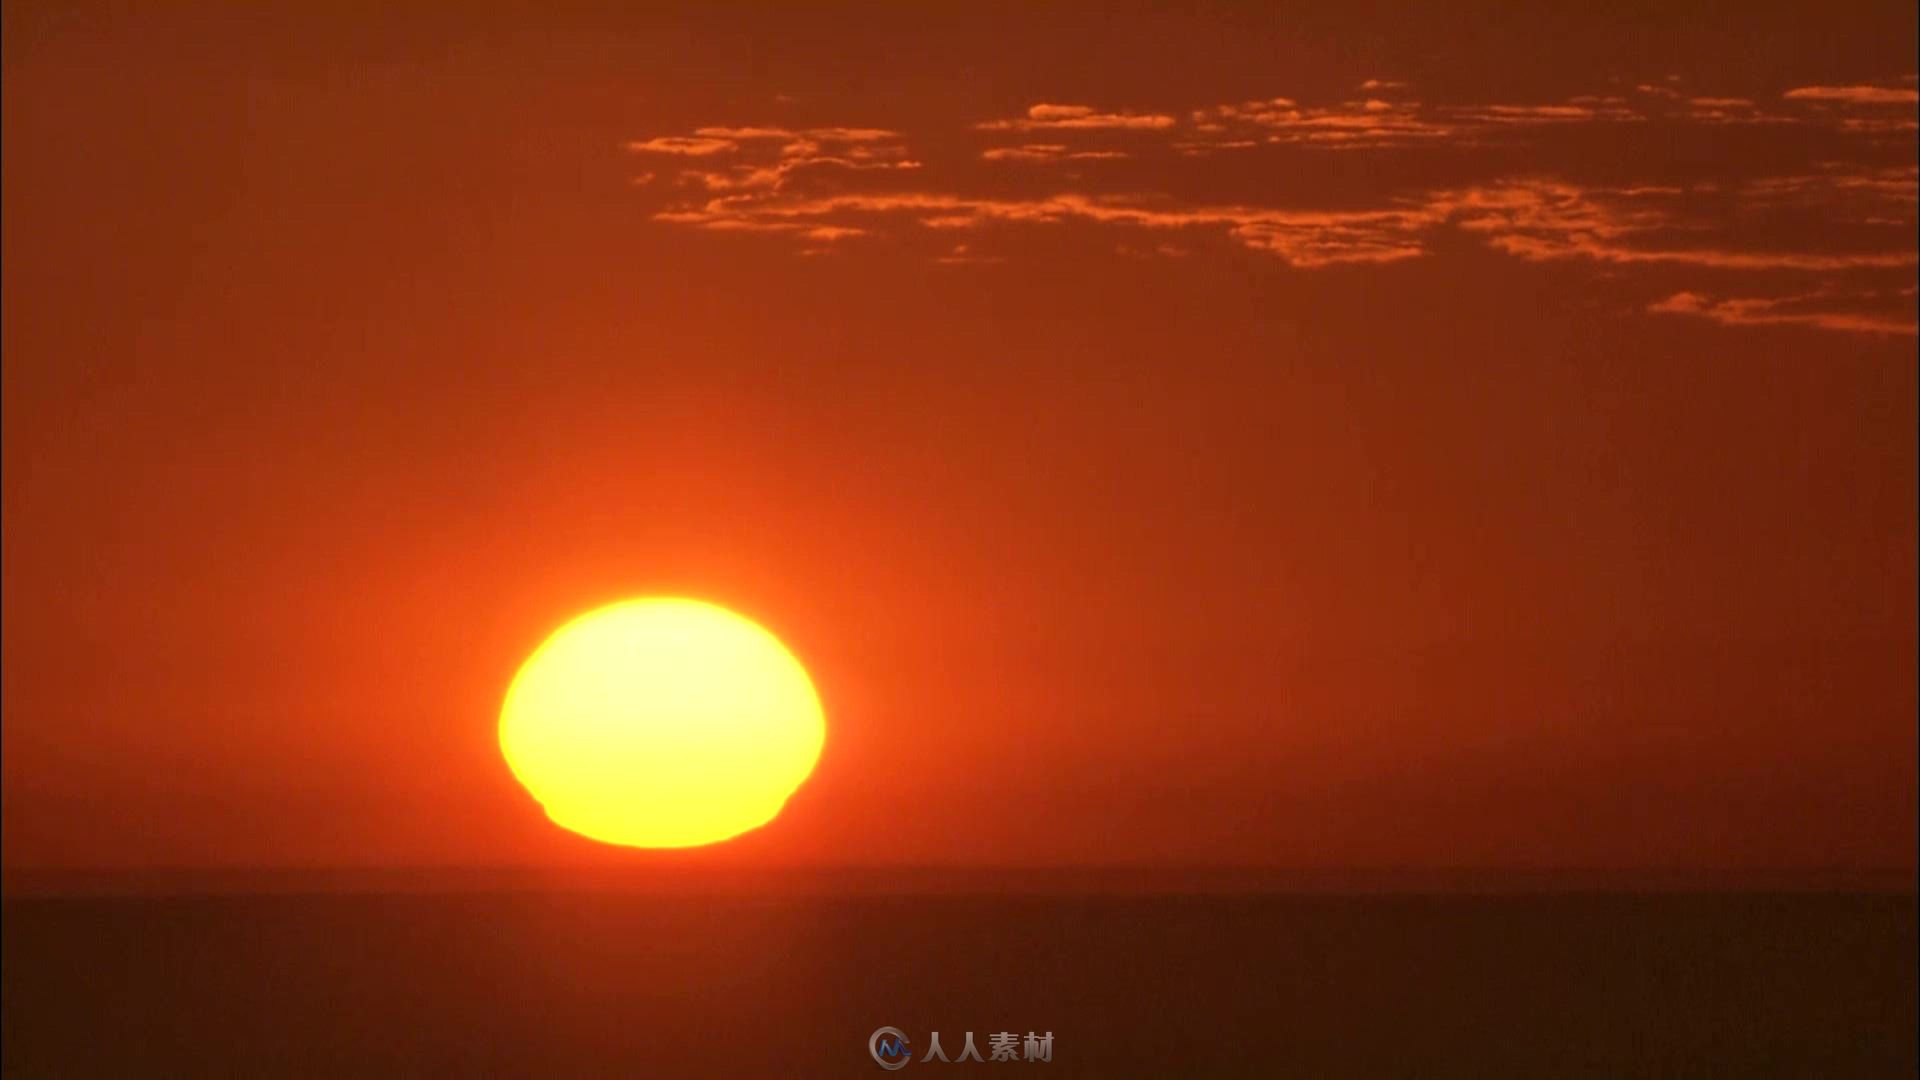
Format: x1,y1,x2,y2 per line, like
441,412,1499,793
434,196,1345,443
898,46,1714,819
499,597,825,848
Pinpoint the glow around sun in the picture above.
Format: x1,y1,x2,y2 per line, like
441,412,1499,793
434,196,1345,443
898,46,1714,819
499,598,825,848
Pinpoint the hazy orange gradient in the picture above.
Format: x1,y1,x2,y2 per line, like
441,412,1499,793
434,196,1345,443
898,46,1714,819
2,2,1914,877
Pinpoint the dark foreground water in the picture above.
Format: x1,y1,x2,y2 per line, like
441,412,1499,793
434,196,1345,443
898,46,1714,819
3,891,1914,1078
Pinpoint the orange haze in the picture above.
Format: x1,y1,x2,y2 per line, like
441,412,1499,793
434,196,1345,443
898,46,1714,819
4,3,1915,876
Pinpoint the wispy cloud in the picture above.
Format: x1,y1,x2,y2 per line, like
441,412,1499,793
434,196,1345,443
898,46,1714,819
976,104,1177,132
1678,96,1793,125
632,124,920,194
1447,102,1641,124
624,79,1920,335
1776,83,1920,136
1783,84,1920,105
985,82,1911,159
628,136,736,156
1649,290,1917,335
1185,97,1460,150
933,242,1006,266
637,173,1915,274
653,190,1436,267
1436,179,1918,271
981,144,1130,163
1743,165,1920,221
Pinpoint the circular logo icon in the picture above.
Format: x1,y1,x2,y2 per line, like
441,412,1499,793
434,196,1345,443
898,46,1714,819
869,1026,912,1070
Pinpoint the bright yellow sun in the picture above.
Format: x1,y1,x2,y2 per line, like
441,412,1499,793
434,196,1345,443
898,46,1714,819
499,597,825,848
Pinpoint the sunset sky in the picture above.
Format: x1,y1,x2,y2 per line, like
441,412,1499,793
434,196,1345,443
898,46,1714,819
4,2,1915,874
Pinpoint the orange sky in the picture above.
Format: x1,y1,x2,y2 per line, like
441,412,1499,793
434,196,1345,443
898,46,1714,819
3,2,1915,873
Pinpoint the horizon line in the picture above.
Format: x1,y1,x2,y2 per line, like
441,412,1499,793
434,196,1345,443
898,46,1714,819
5,863,1913,899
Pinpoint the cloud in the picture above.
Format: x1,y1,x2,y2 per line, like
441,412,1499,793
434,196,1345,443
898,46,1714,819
1649,290,1917,335
959,84,1909,162
643,123,921,193
1431,179,1918,270
804,127,904,142
933,242,1006,265
1182,93,1649,153
1783,85,1920,105
976,104,1177,131
628,136,736,156
1779,85,1919,135
803,225,867,241
683,126,902,142
641,147,1915,276
690,126,795,140
624,88,1919,335
1449,102,1640,124
649,186,1442,267
1743,165,1919,219
1678,97,1794,126
1188,97,1460,149
981,144,1130,162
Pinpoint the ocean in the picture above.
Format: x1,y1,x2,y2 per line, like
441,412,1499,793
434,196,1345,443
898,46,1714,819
3,886,1914,1078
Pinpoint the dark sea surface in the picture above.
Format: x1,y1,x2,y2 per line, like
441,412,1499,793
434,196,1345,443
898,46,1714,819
3,886,1914,1079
